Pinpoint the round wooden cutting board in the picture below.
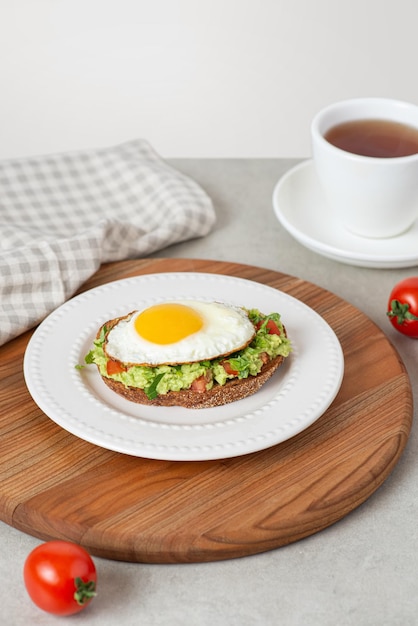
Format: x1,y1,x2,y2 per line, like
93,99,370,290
0,259,413,563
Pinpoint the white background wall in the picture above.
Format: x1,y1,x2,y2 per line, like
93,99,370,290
1,0,418,159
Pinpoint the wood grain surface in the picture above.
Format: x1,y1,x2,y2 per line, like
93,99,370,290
0,258,413,563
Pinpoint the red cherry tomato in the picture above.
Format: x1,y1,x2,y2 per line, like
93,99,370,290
106,358,126,376
265,319,281,335
387,277,418,338
23,541,97,616
221,360,239,376
255,319,281,335
190,372,211,392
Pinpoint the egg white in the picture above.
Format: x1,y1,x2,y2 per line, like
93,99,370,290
104,300,256,366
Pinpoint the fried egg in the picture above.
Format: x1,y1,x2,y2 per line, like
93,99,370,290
104,300,256,366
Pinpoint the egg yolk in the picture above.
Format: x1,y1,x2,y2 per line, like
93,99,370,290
134,303,204,344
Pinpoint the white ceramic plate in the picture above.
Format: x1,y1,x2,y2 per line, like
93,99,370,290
23,272,344,461
273,160,418,268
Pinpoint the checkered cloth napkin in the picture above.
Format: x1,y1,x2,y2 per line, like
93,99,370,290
0,139,216,346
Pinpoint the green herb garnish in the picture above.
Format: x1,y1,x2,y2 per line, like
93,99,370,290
144,372,166,400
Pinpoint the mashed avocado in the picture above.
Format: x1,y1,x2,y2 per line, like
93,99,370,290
84,309,292,399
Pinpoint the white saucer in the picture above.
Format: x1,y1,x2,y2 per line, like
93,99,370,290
272,160,418,268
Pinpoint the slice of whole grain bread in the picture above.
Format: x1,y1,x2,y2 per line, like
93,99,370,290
100,353,285,409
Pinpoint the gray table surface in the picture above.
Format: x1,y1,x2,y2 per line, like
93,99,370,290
2,159,417,626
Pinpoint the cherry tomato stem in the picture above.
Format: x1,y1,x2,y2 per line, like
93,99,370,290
387,299,418,324
74,577,97,605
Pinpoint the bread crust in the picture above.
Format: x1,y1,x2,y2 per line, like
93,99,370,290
97,315,287,409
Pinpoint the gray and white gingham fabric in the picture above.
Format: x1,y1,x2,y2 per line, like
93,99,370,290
0,139,216,346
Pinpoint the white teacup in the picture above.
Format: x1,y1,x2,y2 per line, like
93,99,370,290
311,97,418,238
